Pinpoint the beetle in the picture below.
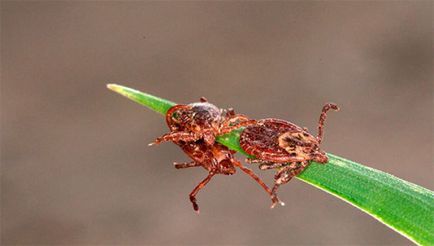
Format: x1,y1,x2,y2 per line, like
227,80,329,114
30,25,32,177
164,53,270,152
239,103,339,204
150,97,255,146
151,98,282,212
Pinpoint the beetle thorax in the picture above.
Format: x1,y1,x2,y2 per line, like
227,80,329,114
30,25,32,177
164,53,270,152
188,102,222,130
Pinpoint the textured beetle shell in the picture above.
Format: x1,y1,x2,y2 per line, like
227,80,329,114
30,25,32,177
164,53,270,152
176,102,222,132
166,103,237,174
240,118,318,163
178,140,236,174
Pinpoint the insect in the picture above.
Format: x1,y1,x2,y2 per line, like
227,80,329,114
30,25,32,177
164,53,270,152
151,98,282,212
150,97,255,146
239,103,339,203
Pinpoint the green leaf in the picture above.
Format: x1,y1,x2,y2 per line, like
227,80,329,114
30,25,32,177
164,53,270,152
107,84,175,115
108,84,434,245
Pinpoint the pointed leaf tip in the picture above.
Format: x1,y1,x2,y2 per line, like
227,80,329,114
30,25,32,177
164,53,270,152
106,83,176,115
106,83,124,94
106,83,116,90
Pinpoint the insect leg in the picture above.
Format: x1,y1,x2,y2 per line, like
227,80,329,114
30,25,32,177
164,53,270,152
199,97,208,102
189,171,216,213
173,161,201,169
271,162,309,199
203,130,216,146
149,132,199,146
232,158,285,208
245,158,265,164
227,114,250,123
317,103,339,144
245,158,287,170
219,119,257,135
225,107,235,117
259,162,289,170
220,114,250,129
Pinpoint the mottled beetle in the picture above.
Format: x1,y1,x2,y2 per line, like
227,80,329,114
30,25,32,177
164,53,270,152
150,97,255,146
150,98,281,212
239,103,339,206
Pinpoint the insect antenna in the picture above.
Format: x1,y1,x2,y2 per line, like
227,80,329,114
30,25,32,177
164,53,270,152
317,103,339,144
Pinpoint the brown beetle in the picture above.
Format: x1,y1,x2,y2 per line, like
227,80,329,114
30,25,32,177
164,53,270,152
150,97,255,146
151,98,281,212
240,103,339,205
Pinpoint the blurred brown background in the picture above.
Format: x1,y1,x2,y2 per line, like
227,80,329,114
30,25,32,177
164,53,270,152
2,1,432,245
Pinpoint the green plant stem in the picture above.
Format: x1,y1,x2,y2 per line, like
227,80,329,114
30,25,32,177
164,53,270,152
108,84,434,245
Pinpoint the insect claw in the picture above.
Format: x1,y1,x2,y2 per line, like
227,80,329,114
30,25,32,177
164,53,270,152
270,200,285,209
199,97,207,102
329,103,340,111
270,195,285,209
192,202,200,214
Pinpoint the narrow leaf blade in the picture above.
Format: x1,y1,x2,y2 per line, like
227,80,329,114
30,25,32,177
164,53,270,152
107,84,175,114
